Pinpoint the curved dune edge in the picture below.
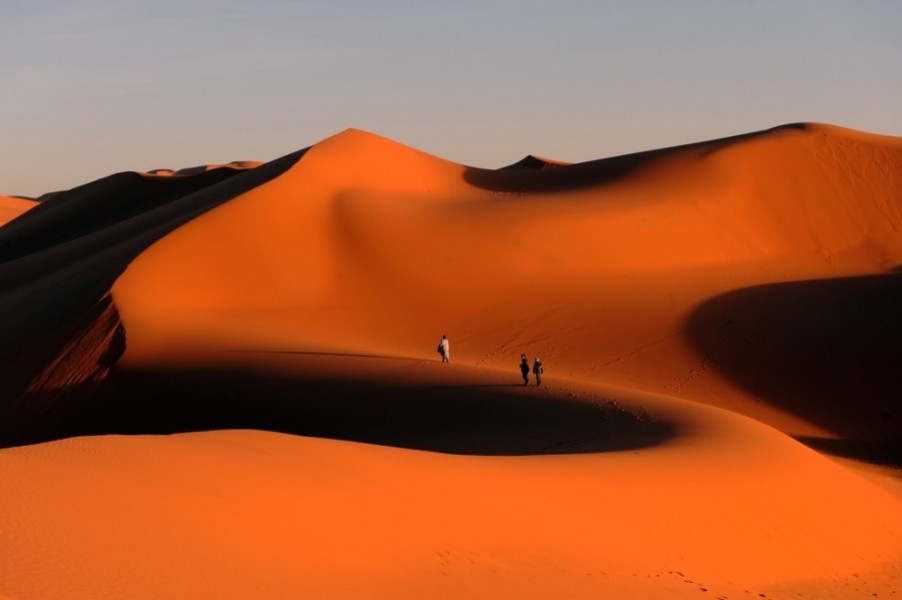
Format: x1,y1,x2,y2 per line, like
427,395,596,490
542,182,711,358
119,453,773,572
0,381,900,598
1,123,901,598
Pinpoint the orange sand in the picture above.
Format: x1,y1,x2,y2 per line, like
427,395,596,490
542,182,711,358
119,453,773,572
1,123,900,598
0,196,37,226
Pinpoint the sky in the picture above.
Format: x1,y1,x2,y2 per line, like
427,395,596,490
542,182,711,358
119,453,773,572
1,0,901,197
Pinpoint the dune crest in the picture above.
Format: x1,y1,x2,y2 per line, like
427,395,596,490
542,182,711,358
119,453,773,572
499,154,570,170
0,150,306,446
145,160,264,177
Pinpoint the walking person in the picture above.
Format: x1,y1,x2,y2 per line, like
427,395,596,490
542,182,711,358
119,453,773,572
519,354,530,385
437,334,450,363
532,357,543,386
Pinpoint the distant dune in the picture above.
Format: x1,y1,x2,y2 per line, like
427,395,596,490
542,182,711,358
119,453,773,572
499,154,570,170
145,160,264,177
1,123,900,599
0,195,37,226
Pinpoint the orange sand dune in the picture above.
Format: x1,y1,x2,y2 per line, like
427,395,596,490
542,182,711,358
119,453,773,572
1,406,900,598
115,124,902,442
0,152,305,444
0,195,37,226
1,123,901,598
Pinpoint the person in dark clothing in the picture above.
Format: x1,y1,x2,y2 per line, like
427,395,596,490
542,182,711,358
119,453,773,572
519,354,530,385
532,357,543,386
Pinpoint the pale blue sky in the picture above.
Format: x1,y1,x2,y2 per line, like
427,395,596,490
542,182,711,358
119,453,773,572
1,0,900,197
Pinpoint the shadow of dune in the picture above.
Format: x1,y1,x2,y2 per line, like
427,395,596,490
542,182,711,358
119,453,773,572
685,273,901,464
10,365,678,456
1,170,244,264
795,436,902,468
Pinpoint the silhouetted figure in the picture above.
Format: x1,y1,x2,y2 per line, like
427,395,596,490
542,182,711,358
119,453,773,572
437,335,450,363
532,358,543,386
519,354,530,385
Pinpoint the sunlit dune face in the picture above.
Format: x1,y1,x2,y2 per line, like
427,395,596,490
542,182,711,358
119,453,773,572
112,127,902,445
0,196,38,226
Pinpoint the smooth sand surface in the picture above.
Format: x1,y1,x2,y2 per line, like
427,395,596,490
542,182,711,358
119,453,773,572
0,196,37,226
1,123,900,598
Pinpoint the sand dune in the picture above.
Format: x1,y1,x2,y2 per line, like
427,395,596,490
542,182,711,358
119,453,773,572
113,124,902,441
1,123,900,598
0,153,305,445
0,195,37,227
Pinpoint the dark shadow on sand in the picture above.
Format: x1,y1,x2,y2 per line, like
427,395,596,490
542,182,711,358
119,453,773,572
685,272,902,465
794,436,902,468
235,349,405,361
15,365,678,456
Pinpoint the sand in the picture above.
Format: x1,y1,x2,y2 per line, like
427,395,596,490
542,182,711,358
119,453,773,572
0,123,900,598
0,196,37,227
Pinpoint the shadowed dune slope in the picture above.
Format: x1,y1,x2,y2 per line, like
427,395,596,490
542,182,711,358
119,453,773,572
687,273,902,451
0,151,306,446
80,357,677,456
0,164,267,265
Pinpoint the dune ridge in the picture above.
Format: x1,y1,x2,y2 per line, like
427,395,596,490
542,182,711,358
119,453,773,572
145,160,265,177
499,154,570,170
1,123,901,598
0,150,306,446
